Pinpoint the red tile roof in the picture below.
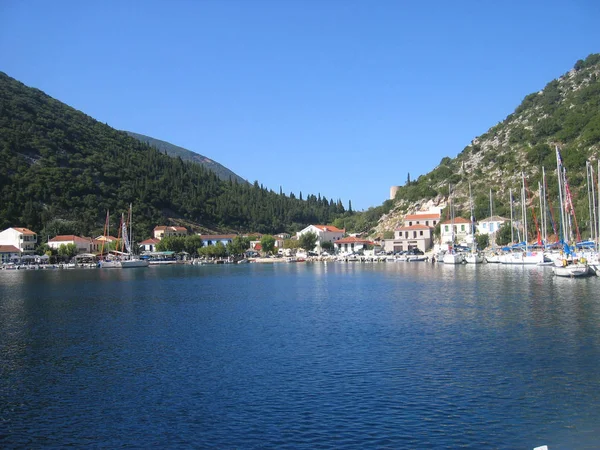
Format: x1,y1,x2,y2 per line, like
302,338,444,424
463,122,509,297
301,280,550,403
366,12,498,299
396,224,432,231
335,236,373,245
0,245,20,253
404,213,440,221
154,226,187,232
313,225,344,233
441,217,471,224
12,227,36,235
49,235,91,243
139,238,160,245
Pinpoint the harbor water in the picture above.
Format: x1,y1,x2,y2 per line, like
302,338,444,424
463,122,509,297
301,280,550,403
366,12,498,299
1,263,599,448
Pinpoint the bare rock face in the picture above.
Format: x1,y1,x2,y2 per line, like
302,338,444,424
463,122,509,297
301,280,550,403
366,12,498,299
374,54,600,238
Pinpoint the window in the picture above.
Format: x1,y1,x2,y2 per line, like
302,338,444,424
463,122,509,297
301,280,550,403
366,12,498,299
483,223,487,228
461,225,465,231
445,225,449,232
409,221,413,226
413,231,417,238
419,230,423,236
405,231,409,238
425,221,429,226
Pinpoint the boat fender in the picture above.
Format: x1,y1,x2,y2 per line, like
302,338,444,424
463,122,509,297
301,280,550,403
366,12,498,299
562,259,567,267
581,257,587,264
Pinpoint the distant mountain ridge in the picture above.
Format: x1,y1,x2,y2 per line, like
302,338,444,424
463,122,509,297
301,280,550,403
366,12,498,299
125,131,247,185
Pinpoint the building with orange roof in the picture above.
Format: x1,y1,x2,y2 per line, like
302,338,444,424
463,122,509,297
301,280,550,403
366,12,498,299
440,217,473,245
153,226,188,240
48,235,100,254
296,224,345,253
0,227,38,254
334,236,374,255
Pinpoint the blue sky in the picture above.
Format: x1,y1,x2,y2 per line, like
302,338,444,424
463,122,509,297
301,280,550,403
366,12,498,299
1,1,599,210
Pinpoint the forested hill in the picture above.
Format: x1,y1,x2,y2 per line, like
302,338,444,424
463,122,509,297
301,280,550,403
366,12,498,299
368,53,600,237
0,72,348,241
125,131,247,185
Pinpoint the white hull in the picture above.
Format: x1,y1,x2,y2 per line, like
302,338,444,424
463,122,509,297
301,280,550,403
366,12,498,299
443,253,464,264
485,253,501,263
500,251,545,265
464,253,484,264
120,259,149,268
553,264,591,278
99,260,122,268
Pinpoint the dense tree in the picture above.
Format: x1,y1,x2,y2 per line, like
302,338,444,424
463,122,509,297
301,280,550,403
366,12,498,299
260,235,276,255
299,231,318,251
0,71,350,240
227,236,250,256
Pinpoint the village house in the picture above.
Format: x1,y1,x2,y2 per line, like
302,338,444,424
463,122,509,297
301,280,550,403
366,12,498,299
0,245,21,263
153,226,188,240
139,238,160,252
199,234,237,247
440,217,474,245
0,227,37,254
476,216,508,236
296,225,344,252
383,211,441,253
48,235,101,254
334,236,374,255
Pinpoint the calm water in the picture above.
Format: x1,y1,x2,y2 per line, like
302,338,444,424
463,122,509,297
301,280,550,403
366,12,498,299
1,262,599,449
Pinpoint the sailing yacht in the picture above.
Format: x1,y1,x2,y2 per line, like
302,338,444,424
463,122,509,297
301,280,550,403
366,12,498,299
552,146,590,277
120,205,149,268
442,184,465,264
464,184,484,264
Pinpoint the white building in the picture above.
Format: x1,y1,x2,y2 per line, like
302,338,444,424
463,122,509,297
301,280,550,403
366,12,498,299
153,226,188,240
0,245,21,263
440,217,474,245
48,235,99,254
334,236,373,255
296,224,344,252
476,216,508,236
386,224,435,253
0,227,37,254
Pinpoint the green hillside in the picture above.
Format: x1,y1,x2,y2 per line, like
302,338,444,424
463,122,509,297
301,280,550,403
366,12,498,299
125,131,247,185
0,72,348,241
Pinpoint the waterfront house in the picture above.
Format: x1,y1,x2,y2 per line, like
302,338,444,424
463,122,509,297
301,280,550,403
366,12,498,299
382,210,441,253
387,224,435,253
153,226,188,240
296,225,344,252
0,245,20,263
199,234,237,247
48,235,100,254
139,238,160,252
0,227,37,254
334,236,374,255
476,216,508,236
440,217,473,245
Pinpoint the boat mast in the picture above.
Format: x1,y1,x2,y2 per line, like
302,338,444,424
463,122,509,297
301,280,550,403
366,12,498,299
509,188,514,244
522,173,528,252
469,183,475,253
129,203,133,256
489,189,494,250
556,146,567,244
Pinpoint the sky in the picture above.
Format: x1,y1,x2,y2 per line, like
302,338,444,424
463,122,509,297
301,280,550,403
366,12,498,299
1,1,599,210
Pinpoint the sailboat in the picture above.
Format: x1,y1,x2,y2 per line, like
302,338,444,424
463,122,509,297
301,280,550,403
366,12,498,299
443,184,465,264
464,183,484,264
98,210,122,268
119,205,149,268
500,174,545,265
553,146,590,277
485,189,501,263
